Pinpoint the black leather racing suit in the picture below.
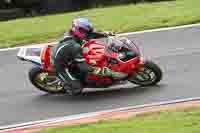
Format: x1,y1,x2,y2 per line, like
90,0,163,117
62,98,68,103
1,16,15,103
51,31,107,88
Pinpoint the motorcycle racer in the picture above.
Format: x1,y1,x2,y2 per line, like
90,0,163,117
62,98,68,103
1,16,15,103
51,17,114,95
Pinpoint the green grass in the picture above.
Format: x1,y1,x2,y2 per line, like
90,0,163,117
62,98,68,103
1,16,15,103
41,108,200,133
1,0,200,48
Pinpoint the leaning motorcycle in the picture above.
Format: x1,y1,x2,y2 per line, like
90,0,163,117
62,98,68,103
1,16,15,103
17,36,162,94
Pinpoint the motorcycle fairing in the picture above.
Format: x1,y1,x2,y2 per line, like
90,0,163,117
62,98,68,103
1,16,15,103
17,46,44,67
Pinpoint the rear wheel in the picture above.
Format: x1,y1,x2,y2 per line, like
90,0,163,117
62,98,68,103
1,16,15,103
29,67,65,94
129,60,162,86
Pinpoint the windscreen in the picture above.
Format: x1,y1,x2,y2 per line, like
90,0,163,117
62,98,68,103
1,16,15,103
107,36,140,54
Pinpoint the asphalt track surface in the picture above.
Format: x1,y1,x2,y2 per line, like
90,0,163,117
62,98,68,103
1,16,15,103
0,25,200,127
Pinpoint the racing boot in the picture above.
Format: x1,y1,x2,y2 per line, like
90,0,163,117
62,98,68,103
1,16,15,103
64,80,83,96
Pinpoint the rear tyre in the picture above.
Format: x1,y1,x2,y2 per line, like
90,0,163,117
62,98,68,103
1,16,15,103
29,67,65,94
129,60,162,86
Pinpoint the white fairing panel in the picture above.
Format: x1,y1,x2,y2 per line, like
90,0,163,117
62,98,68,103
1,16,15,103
17,46,45,66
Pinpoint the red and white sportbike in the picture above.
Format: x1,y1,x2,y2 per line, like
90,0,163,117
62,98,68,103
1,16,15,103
17,36,162,94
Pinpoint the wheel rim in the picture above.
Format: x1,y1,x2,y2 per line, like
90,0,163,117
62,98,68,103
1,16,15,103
131,67,157,85
34,72,64,92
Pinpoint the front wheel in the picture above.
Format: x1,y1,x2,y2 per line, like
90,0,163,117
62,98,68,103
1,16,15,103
29,67,66,94
129,60,162,86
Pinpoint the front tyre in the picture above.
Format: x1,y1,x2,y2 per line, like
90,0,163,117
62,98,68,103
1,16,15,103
129,60,162,86
29,67,65,94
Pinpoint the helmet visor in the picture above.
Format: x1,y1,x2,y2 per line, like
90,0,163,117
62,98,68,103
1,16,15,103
79,27,93,34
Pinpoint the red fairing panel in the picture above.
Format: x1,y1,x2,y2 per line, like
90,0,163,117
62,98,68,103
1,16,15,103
83,41,108,67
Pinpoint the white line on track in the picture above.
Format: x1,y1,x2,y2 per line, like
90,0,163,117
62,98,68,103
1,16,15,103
0,23,200,52
120,23,200,36
0,42,56,52
1,97,200,132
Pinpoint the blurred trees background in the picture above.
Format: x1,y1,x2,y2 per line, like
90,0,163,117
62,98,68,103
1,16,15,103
0,0,174,21
9,0,173,10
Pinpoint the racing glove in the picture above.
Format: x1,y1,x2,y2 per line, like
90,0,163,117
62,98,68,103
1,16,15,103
103,31,116,37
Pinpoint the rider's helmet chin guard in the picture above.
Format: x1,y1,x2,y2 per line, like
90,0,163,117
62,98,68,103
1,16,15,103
71,17,94,40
